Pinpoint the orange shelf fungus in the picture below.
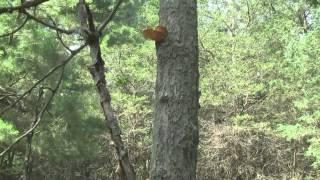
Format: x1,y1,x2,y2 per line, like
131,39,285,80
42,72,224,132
143,25,168,43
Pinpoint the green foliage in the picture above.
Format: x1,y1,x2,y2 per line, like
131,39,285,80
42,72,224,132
2,0,320,179
306,138,320,168
231,114,254,125
277,124,317,140
198,0,320,173
0,118,19,143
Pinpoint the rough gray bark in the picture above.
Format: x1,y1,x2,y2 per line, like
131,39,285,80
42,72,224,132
151,0,200,180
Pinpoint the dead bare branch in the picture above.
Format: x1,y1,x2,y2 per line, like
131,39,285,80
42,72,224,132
77,0,136,178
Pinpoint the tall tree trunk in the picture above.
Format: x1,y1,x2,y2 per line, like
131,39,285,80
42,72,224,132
151,0,200,180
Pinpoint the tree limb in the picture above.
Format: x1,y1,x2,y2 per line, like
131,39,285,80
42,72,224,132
0,0,49,14
0,66,65,157
0,17,29,38
0,43,87,116
22,10,76,34
23,86,44,180
48,16,73,52
97,0,123,35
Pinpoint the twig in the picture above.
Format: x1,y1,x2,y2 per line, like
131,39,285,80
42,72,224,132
97,0,123,35
199,40,215,60
0,66,65,157
48,16,73,52
23,10,76,34
56,31,72,52
0,17,29,38
23,86,44,179
9,72,28,87
245,0,251,27
0,43,87,116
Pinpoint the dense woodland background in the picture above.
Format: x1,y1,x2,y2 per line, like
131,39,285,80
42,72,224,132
1,0,320,179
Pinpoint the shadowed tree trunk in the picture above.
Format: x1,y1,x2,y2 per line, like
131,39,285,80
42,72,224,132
151,0,200,179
